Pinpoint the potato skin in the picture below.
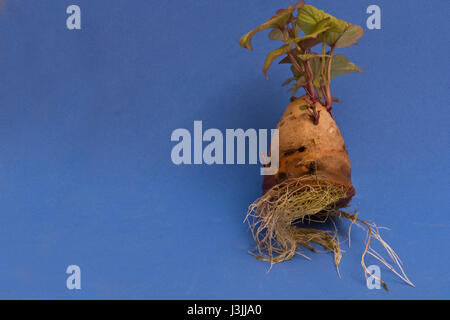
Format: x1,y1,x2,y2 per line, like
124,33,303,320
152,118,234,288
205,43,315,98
263,96,355,205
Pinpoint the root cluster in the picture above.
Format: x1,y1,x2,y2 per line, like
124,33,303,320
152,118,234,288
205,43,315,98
245,176,414,289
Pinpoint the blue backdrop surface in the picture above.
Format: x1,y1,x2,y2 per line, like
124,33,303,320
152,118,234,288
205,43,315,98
0,0,448,299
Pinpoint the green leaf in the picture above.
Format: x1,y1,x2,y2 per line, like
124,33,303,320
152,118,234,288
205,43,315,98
268,28,284,40
297,5,332,34
263,44,293,78
330,54,363,79
297,5,348,46
239,9,293,50
321,20,349,46
334,25,364,48
308,17,333,35
239,1,306,50
291,18,332,48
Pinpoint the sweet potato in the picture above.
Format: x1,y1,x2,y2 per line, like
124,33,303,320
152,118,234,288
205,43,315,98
240,1,413,290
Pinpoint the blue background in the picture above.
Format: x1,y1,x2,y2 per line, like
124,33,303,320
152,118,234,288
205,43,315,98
0,0,448,299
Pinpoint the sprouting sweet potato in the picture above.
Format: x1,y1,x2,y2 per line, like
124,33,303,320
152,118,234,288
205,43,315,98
239,1,413,290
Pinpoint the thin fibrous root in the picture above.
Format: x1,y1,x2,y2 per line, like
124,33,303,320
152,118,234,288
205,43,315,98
245,176,414,290
336,210,415,290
